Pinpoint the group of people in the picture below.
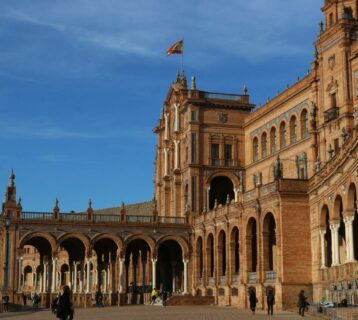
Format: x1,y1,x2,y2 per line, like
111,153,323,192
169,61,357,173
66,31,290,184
150,288,168,306
249,289,308,317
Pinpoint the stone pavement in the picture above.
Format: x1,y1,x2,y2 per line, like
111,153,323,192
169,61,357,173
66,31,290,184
1,305,323,320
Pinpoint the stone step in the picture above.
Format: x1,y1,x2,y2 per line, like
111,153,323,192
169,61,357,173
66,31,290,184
166,295,215,306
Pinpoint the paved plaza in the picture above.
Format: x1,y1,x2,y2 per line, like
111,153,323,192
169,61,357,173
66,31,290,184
1,305,322,320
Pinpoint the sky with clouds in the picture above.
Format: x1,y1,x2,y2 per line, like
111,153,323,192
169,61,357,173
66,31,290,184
0,0,323,212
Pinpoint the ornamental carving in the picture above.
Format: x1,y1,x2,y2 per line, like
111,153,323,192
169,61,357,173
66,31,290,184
218,113,228,123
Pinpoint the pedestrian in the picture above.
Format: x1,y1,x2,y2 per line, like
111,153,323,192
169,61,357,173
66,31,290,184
249,289,257,315
2,295,9,312
267,289,275,315
298,290,307,317
162,290,168,307
32,293,40,309
95,290,104,307
56,285,74,320
151,287,157,305
21,292,27,306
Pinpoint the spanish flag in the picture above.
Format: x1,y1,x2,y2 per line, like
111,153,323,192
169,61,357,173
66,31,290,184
166,40,183,55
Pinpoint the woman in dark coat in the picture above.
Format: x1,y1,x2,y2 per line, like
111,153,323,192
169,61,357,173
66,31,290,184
267,289,275,315
249,290,257,315
56,286,74,320
298,290,307,317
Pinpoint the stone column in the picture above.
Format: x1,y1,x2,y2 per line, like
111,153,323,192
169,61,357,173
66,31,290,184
164,113,169,140
234,188,239,203
183,260,189,294
171,261,176,292
73,262,78,293
51,258,57,293
86,259,90,293
206,187,210,212
107,264,110,293
164,148,169,177
151,259,157,289
174,140,180,170
319,229,327,268
330,223,340,266
344,216,355,262
174,103,179,132
18,257,23,291
118,258,125,294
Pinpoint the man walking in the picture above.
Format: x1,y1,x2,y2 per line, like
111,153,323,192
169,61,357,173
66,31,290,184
267,289,275,315
298,290,307,317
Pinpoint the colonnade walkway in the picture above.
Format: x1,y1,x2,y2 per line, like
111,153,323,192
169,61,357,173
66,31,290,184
1,305,322,320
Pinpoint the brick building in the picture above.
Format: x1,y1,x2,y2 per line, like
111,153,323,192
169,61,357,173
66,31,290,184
2,0,358,310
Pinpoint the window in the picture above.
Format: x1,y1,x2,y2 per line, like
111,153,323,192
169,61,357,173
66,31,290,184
191,111,197,121
329,13,334,27
261,132,267,158
290,116,297,144
355,71,358,97
224,144,232,166
280,122,286,148
191,133,197,163
253,137,259,162
331,92,337,108
211,144,220,165
270,127,277,154
191,176,197,212
301,109,309,138
334,138,340,154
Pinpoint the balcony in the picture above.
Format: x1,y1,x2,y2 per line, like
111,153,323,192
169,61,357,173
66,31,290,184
219,276,226,285
265,271,277,282
248,272,257,283
324,107,339,123
197,277,203,286
208,277,215,286
232,274,239,284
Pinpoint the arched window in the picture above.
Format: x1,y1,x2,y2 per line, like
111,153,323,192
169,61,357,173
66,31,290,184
290,116,297,144
253,137,259,161
300,109,309,138
261,132,267,158
279,122,286,148
270,127,277,154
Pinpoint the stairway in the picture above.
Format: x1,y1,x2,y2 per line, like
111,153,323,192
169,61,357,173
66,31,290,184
166,295,215,306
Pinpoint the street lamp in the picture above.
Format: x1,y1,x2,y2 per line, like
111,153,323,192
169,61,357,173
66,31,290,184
3,211,11,289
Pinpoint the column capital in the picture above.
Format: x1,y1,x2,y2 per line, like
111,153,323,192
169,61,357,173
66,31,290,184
319,228,326,236
183,259,189,264
344,215,355,224
330,222,340,231
151,258,157,263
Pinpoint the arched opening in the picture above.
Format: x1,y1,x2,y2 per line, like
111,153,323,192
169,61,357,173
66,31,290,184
209,176,234,209
279,122,286,148
301,109,309,138
246,218,257,273
24,265,33,288
196,237,203,279
218,231,226,277
253,137,259,161
270,127,277,154
157,240,183,293
125,239,151,302
230,227,240,278
35,265,42,292
349,184,358,260
323,206,332,267
263,213,277,272
335,196,346,264
290,115,297,144
60,264,70,286
93,238,118,296
207,234,215,279
261,132,267,158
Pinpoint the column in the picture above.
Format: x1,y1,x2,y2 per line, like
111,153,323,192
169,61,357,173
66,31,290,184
18,257,23,291
319,229,327,268
151,259,157,288
174,140,180,170
206,187,210,212
44,263,48,292
107,264,110,293
164,113,169,140
234,188,239,203
164,148,169,177
174,103,179,132
118,258,125,294
330,223,340,266
171,261,176,292
344,216,355,262
183,260,189,294
73,262,78,293
86,259,90,293
51,258,57,292
34,272,37,291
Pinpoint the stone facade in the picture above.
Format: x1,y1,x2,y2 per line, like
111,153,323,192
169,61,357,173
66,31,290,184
2,0,358,311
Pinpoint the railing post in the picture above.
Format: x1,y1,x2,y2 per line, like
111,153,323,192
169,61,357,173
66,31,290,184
120,202,126,223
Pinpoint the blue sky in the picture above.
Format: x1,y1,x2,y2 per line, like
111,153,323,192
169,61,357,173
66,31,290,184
0,0,323,212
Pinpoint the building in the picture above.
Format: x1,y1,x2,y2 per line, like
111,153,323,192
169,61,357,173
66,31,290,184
2,0,358,310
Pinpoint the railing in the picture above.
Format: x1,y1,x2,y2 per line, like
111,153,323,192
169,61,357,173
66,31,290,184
324,106,339,123
232,274,239,283
158,216,186,224
197,277,203,286
208,277,215,286
248,272,257,283
211,159,220,166
61,213,87,222
126,215,152,223
94,214,121,223
244,189,257,202
260,182,277,196
202,92,244,101
219,276,226,285
21,212,53,220
265,271,277,281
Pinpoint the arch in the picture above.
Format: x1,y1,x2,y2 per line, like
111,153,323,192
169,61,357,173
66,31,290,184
155,235,190,259
196,237,203,278
289,115,297,144
218,230,227,276
57,233,90,254
208,176,235,209
262,213,277,272
347,183,357,211
207,233,215,278
261,131,267,158
19,232,57,255
300,108,309,138
23,265,33,286
253,136,259,162
246,217,257,272
270,126,277,154
230,226,240,276
91,233,123,253
57,233,90,262
333,195,344,221
123,234,155,255
279,121,287,148
322,205,332,267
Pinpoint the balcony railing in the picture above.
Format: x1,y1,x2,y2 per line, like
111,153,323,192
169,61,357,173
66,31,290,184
126,215,152,223
265,271,277,281
158,216,186,224
94,214,121,223
232,274,239,283
208,277,215,286
324,106,339,123
248,272,257,283
61,213,88,222
21,212,53,220
219,276,226,285
197,277,203,286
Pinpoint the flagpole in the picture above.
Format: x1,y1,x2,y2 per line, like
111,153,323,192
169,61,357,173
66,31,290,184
181,38,184,75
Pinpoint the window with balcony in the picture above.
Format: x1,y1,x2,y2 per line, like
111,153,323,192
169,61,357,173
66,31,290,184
211,143,220,166
224,144,233,166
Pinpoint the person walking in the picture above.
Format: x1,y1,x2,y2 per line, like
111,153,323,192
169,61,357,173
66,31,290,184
298,290,307,317
151,288,157,305
2,295,9,312
56,285,74,320
162,290,168,307
21,292,27,306
249,290,257,315
266,289,275,315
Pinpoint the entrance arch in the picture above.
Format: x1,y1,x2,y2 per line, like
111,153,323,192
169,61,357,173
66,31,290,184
246,218,257,272
157,240,183,293
322,205,332,267
209,176,234,209
230,227,240,276
263,213,277,272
